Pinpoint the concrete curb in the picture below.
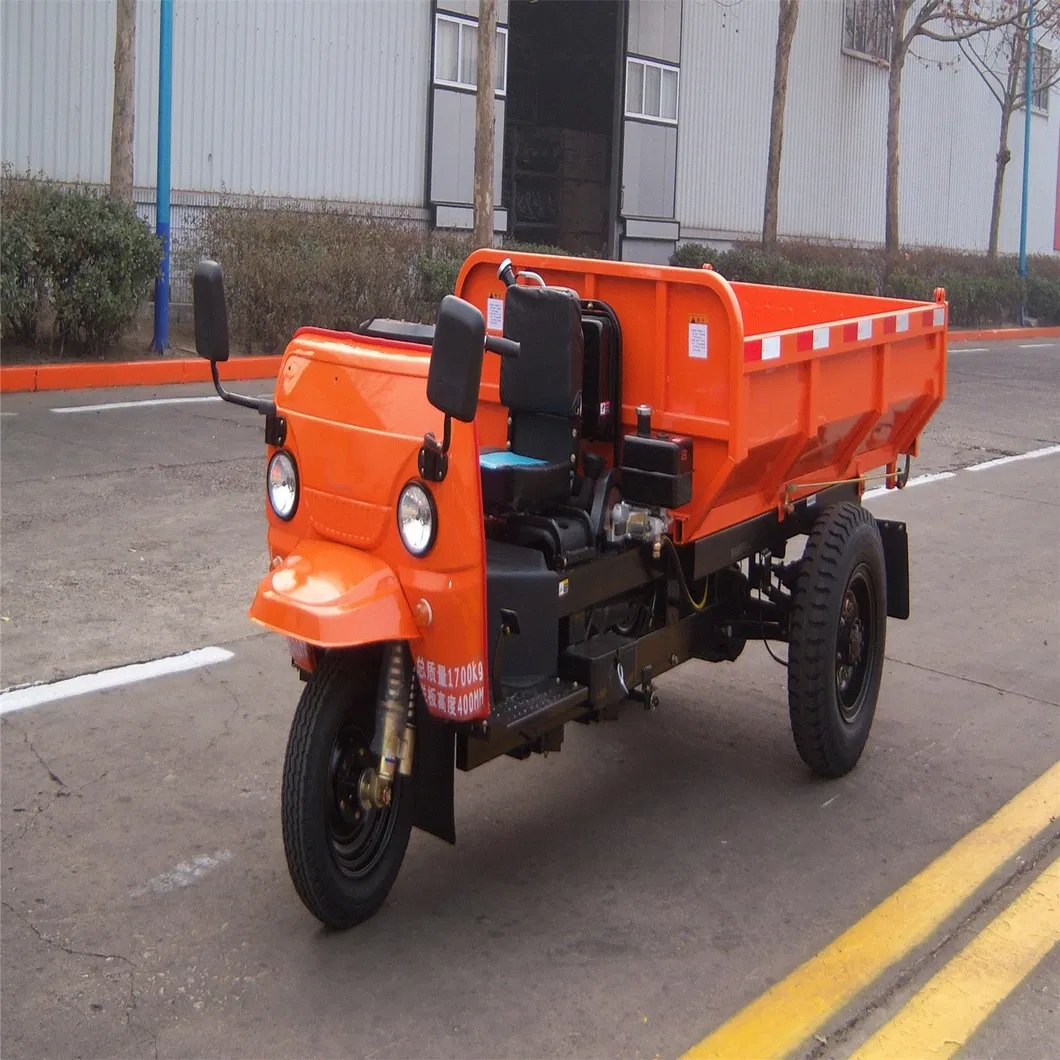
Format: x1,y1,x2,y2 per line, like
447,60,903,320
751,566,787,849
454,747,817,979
1,325,1056,394
0,355,282,394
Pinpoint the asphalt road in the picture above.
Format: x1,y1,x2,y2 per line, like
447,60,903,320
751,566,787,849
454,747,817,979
1,337,1058,1058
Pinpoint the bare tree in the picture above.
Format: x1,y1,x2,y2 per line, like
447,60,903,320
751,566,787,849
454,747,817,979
110,0,136,202
473,0,498,249
959,0,1060,255
763,0,801,250
882,0,1022,256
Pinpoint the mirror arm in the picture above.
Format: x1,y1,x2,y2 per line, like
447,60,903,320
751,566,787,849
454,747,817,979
418,414,452,484
210,361,276,417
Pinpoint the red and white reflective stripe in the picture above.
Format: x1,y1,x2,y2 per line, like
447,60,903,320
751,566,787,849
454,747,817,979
744,334,783,362
744,306,945,366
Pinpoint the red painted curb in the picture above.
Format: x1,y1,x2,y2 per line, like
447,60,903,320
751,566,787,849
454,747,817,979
950,326,1060,342
0,356,282,394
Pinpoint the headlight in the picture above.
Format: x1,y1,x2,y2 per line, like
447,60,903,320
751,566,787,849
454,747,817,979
267,450,299,520
397,481,436,556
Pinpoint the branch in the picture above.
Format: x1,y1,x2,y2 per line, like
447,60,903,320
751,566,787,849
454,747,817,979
919,22,1014,43
959,37,1007,105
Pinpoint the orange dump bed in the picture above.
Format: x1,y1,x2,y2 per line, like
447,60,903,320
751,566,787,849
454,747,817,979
455,249,947,543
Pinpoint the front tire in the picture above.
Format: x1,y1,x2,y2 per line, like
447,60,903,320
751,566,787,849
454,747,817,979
281,648,414,928
788,502,887,778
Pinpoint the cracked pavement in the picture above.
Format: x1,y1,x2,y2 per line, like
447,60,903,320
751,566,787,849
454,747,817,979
1,341,1058,1058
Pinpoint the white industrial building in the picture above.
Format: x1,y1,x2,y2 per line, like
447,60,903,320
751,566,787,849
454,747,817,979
3,0,1058,268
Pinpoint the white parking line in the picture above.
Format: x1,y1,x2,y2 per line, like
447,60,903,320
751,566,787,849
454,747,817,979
0,647,234,715
863,471,956,499
1018,342,1057,349
964,444,1060,472
52,396,222,414
863,444,1059,500
950,346,988,353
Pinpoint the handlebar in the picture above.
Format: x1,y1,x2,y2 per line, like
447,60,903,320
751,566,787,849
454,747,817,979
485,334,520,359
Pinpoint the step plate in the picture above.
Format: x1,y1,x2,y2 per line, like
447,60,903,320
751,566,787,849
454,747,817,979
491,680,588,734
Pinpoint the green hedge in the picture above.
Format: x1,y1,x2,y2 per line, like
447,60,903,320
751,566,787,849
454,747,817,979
1,170,162,354
671,240,1060,328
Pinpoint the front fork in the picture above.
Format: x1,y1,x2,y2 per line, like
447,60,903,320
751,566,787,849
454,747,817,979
358,641,416,809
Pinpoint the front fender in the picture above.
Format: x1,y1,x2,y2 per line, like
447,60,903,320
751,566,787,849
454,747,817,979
250,539,419,648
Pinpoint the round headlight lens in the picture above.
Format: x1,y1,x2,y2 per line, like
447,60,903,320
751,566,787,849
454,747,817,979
397,482,435,556
267,451,298,520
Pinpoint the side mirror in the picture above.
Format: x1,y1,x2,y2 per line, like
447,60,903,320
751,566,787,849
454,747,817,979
192,259,230,363
426,295,485,423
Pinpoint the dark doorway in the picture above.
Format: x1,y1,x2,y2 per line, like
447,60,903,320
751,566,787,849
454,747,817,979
503,0,622,257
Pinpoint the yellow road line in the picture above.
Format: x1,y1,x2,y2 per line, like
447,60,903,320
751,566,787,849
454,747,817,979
849,855,1060,1060
681,760,1060,1060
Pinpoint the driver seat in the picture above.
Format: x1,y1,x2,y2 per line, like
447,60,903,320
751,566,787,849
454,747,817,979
480,284,584,513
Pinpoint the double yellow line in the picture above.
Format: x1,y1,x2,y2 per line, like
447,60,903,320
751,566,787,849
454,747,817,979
682,760,1060,1060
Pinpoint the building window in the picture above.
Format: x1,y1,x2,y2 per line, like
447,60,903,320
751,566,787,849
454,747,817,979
1031,44,1051,113
625,57,679,123
842,0,892,64
434,12,507,95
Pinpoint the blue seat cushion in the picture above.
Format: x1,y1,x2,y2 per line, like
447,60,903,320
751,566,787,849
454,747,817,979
479,450,549,471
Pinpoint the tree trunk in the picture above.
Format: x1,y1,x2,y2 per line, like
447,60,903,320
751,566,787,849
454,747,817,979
988,107,1013,257
473,0,498,249
110,0,136,203
988,32,1027,257
763,0,800,250
884,42,907,257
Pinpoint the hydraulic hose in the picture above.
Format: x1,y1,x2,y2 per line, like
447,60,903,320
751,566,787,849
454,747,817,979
662,536,709,612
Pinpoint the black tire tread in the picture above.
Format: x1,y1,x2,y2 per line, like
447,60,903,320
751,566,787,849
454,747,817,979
788,501,886,778
281,649,412,929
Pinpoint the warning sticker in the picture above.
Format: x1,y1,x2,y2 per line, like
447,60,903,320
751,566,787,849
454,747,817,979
688,320,709,360
487,297,504,332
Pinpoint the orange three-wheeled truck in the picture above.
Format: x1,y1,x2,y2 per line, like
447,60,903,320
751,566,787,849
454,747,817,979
193,248,947,928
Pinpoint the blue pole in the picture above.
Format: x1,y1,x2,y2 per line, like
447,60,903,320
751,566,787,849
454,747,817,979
151,0,174,352
1018,0,1035,284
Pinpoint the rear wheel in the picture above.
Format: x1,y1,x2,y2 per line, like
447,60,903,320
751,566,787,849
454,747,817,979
281,648,414,928
787,502,887,778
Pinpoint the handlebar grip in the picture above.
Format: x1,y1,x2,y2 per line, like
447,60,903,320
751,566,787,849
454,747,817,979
485,335,520,359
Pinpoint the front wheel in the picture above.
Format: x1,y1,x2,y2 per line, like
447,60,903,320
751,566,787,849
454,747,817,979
787,502,887,778
281,648,414,928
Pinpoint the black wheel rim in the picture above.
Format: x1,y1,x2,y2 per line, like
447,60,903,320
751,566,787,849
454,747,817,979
325,720,401,879
835,563,876,722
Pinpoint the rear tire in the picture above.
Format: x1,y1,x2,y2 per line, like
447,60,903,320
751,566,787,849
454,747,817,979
281,648,414,929
788,502,887,778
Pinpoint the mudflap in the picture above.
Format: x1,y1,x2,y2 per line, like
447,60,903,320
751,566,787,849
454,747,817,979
412,699,456,844
876,518,910,620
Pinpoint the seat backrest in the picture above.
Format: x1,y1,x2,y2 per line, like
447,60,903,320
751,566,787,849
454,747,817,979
501,285,584,466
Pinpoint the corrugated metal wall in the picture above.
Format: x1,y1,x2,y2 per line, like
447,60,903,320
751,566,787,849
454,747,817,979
676,0,1059,255
2,0,116,182
2,0,431,205
3,0,1057,255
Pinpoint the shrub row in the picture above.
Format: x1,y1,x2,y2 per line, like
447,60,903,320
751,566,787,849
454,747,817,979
670,241,1060,328
193,200,573,353
4,169,1056,358
1,170,162,354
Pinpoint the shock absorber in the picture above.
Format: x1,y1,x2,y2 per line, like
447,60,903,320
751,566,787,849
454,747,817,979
359,641,412,809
